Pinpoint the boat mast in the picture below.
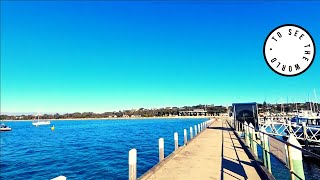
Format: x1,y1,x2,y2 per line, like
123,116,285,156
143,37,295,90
314,89,319,112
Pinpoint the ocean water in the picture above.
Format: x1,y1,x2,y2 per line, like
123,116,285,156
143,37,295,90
0,118,207,180
2,119,320,180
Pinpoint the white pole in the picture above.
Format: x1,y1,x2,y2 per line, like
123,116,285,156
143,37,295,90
194,125,197,136
159,138,164,162
129,149,137,180
51,176,67,180
174,132,178,150
244,121,250,146
184,129,187,145
190,127,193,139
287,135,305,180
249,123,257,156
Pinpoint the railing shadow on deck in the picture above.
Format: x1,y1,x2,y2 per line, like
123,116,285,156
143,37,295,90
220,121,249,180
207,126,232,131
222,158,248,179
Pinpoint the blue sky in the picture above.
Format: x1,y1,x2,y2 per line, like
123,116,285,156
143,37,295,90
1,1,319,114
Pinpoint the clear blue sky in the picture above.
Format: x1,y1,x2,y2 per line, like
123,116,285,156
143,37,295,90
1,1,319,114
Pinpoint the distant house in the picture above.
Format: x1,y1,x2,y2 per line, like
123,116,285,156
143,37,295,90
179,109,207,116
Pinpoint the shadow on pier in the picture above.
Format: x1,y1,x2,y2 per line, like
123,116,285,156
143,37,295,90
210,122,254,180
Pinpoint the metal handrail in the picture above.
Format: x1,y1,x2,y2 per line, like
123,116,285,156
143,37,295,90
234,119,320,159
229,118,320,180
260,121,320,143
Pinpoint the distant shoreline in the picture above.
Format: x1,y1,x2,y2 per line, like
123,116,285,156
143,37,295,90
2,116,217,122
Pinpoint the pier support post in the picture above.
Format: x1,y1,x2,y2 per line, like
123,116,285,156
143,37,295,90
198,124,200,133
174,132,178,150
51,176,67,180
286,135,305,180
236,119,239,131
159,138,164,162
194,125,197,136
184,129,187,145
302,122,309,150
260,127,271,173
190,127,193,139
249,123,257,156
287,120,293,134
244,121,250,147
129,149,137,180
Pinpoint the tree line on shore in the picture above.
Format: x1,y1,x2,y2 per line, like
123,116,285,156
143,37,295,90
1,102,318,120
0,104,226,120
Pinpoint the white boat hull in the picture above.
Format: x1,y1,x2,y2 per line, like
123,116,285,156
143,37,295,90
32,121,50,126
0,127,12,131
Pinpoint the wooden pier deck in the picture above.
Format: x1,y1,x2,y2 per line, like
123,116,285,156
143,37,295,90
139,119,263,180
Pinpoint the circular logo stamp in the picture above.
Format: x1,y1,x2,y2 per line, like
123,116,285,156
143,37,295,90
263,24,316,76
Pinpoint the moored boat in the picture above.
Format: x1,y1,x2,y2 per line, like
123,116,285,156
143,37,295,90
32,121,51,126
32,114,50,126
0,124,12,131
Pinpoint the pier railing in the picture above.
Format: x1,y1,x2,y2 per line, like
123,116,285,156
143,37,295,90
229,118,320,180
128,118,216,180
259,120,320,143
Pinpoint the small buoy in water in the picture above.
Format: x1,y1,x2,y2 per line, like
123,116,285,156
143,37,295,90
51,125,55,131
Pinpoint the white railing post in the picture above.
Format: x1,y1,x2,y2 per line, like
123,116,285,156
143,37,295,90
184,129,187,145
244,121,250,146
194,125,197,136
302,122,309,150
129,149,137,180
159,138,164,162
51,176,67,180
174,132,178,150
190,127,193,139
260,127,271,173
286,135,305,180
249,123,257,156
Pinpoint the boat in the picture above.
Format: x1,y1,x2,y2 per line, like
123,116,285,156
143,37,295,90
285,110,320,140
32,114,50,126
0,123,12,131
290,110,320,127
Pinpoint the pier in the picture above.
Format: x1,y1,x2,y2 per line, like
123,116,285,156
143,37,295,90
132,118,268,180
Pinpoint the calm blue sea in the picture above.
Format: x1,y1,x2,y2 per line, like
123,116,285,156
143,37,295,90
2,119,320,179
0,118,207,180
